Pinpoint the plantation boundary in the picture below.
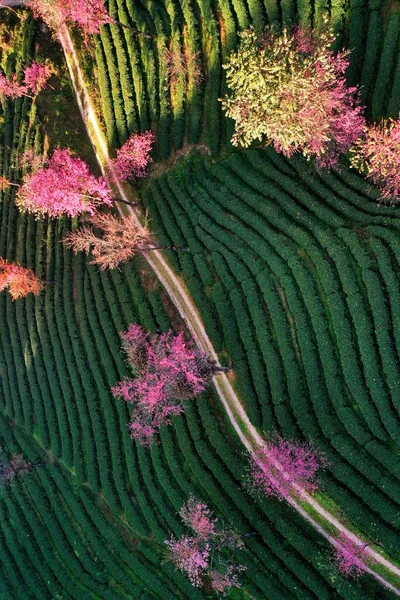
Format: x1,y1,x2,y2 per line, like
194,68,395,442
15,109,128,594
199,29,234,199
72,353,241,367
51,22,400,598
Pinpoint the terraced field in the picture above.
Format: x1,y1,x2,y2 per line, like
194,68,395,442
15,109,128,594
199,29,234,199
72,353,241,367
1,0,400,598
93,0,400,160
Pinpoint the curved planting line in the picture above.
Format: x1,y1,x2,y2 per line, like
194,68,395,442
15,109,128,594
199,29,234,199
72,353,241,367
55,23,400,597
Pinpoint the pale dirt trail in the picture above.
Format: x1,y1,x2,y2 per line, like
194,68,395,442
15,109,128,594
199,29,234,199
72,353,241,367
29,21,400,597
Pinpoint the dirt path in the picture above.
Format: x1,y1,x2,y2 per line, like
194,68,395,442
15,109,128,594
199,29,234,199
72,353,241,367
52,24,400,598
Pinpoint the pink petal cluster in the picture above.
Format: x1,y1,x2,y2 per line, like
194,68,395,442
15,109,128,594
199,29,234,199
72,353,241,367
164,497,245,591
165,537,210,586
333,533,370,577
180,496,216,538
23,61,52,94
249,434,326,501
26,0,111,34
111,131,154,181
0,257,44,300
16,148,112,218
349,115,400,201
0,73,27,99
112,326,217,445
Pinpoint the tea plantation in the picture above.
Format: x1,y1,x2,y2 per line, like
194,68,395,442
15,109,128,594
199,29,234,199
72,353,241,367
0,0,400,598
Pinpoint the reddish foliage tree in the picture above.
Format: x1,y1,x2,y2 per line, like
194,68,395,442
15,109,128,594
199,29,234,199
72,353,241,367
62,212,158,270
349,115,400,202
0,257,45,300
165,496,245,592
112,325,227,445
111,131,155,181
16,147,112,218
333,533,371,577
0,454,31,485
248,434,326,501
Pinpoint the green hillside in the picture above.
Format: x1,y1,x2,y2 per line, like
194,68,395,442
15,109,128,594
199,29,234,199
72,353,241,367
0,1,399,598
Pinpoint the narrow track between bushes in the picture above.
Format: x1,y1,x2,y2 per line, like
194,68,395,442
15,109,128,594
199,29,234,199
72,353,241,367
54,23,400,598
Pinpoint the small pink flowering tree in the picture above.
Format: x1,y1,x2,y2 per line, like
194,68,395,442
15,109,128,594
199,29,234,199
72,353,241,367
349,115,400,202
110,131,155,182
0,61,52,99
333,532,372,578
23,60,53,95
248,434,326,501
25,0,153,38
0,454,31,485
16,147,113,218
164,496,245,593
112,325,230,445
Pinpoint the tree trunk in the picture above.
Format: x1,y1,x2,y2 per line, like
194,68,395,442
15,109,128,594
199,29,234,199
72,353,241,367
111,197,138,207
145,244,189,252
110,19,154,39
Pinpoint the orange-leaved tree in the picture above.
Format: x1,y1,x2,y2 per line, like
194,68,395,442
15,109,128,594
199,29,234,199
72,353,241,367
0,257,45,300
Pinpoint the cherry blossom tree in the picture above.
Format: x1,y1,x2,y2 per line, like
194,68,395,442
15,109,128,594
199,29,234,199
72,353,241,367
110,131,155,181
221,21,365,168
16,147,113,218
25,0,153,38
23,60,53,94
62,212,180,270
349,115,400,202
164,496,245,592
0,72,28,98
0,61,52,99
0,257,45,300
333,533,371,577
248,434,326,501
112,326,229,445
0,454,31,484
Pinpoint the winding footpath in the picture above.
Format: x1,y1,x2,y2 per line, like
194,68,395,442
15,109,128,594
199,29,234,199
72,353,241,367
1,0,399,591
58,26,400,596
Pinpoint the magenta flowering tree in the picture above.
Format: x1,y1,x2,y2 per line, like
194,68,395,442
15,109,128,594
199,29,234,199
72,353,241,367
15,147,113,218
0,61,52,99
164,496,245,593
25,0,153,38
0,454,31,485
112,325,229,445
333,533,371,577
349,115,400,202
248,434,326,501
23,61,53,94
110,131,155,181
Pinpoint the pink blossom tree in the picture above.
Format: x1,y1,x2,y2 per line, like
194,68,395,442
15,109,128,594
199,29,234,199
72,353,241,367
164,496,245,592
23,60,53,94
248,434,326,501
222,21,365,168
349,115,400,202
112,326,230,445
333,532,371,578
16,147,113,218
0,454,31,485
110,131,155,181
0,61,52,99
25,0,153,38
